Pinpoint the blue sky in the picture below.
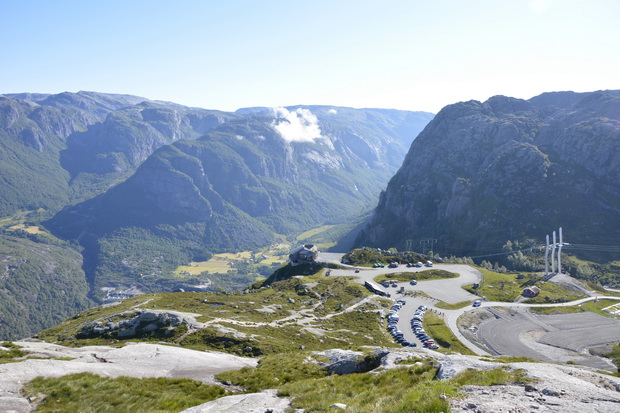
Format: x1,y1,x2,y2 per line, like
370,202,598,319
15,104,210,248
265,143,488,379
1,0,618,113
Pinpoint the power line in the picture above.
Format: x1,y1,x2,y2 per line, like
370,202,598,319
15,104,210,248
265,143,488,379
468,246,540,259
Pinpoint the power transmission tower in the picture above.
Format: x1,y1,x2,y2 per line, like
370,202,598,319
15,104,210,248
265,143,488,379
420,238,437,255
405,239,414,251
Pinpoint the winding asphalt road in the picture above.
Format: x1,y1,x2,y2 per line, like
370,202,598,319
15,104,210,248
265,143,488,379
319,253,620,362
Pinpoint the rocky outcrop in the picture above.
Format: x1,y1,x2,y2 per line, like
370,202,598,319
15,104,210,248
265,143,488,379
313,348,387,375
356,90,620,257
76,309,201,339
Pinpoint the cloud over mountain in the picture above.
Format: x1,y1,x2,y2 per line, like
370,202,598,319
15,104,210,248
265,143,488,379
272,107,322,142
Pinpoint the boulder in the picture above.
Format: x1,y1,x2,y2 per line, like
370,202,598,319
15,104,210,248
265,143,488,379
314,349,386,375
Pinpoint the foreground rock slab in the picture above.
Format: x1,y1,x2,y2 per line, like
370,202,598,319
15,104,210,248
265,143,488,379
0,341,257,413
181,389,291,413
443,355,620,413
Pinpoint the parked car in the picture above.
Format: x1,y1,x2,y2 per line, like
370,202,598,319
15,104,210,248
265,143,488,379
409,280,417,285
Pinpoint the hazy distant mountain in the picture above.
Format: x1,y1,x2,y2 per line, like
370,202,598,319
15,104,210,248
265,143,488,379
355,90,620,260
59,101,239,199
0,91,147,216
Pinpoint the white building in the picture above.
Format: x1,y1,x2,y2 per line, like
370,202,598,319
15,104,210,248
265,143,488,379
289,244,319,266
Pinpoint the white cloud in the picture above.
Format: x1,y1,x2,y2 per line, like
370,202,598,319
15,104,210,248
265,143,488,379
256,135,266,141
271,107,322,143
327,108,337,115
235,134,244,140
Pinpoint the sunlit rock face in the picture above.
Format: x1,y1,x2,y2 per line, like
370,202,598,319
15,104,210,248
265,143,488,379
356,91,620,256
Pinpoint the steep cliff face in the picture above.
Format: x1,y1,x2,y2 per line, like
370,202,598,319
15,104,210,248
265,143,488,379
356,91,620,257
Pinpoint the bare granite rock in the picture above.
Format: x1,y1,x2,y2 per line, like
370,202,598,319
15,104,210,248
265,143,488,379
447,360,620,412
0,341,257,413
181,389,291,413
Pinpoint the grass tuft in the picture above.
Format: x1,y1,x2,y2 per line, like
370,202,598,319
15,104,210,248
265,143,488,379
373,270,458,284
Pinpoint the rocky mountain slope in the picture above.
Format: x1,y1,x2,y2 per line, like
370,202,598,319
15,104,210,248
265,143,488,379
45,106,433,296
0,233,92,340
355,90,620,261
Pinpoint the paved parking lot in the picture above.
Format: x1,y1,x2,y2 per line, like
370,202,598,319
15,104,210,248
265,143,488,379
475,309,620,369
536,312,620,351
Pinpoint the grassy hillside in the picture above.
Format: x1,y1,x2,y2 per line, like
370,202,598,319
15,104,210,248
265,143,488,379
36,269,395,354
